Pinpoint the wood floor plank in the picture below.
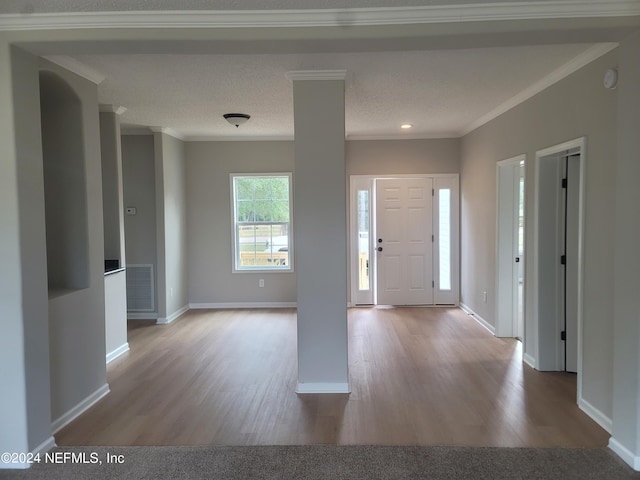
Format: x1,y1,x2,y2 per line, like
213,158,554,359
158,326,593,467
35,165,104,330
55,307,609,447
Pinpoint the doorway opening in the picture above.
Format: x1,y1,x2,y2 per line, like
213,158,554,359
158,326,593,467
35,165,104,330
496,155,526,340
349,174,459,307
533,137,585,383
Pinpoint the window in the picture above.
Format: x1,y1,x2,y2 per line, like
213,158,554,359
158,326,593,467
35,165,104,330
357,189,370,291
438,188,451,291
231,174,293,272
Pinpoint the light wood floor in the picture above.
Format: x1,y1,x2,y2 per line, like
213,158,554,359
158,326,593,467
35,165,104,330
56,307,609,447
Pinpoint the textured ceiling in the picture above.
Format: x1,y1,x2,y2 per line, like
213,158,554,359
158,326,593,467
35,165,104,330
9,1,618,139
74,44,594,139
0,0,558,14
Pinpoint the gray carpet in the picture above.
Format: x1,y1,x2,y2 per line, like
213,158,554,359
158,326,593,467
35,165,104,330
1,446,639,479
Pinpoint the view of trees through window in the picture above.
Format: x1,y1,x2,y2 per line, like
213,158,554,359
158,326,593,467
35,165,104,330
233,175,292,270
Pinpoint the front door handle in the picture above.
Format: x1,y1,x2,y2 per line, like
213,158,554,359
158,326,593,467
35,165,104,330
377,247,383,252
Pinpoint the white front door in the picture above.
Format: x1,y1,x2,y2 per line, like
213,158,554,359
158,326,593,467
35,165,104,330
375,178,433,305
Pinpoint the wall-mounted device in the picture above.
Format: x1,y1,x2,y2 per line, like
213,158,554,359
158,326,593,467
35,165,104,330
604,68,618,90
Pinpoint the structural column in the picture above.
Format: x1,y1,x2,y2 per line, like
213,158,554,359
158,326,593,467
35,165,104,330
99,105,129,362
288,70,350,394
610,30,640,471
151,127,188,324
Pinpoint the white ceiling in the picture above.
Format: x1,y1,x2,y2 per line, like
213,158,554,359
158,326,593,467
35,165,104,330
73,43,600,140
5,0,631,140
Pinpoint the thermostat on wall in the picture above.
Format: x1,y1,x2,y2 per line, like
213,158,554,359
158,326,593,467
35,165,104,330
125,207,137,215
604,68,618,90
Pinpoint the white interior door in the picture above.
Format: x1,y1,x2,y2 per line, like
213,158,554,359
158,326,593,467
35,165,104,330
516,163,525,340
375,178,433,306
496,156,525,337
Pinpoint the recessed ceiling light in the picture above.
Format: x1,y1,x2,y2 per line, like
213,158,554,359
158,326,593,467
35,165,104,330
401,124,413,129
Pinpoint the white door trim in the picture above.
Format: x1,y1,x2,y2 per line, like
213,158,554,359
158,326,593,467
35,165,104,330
349,173,459,307
533,137,586,405
495,154,526,338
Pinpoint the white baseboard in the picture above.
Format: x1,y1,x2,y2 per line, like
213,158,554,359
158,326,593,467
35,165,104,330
578,397,612,434
51,384,110,434
157,305,189,324
523,353,536,369
460,302,495,335
189,302,297,309
609,437,640,471
0,436,56,470
295,382,351,394
106,342,130,364
32,435,56,457
128,312,158,320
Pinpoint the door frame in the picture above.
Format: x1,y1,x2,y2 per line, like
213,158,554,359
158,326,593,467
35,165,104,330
495,154,526,339
349,174,459,307
533,137,586,399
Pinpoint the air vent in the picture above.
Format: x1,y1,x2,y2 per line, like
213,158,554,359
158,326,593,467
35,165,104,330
126,264,155,312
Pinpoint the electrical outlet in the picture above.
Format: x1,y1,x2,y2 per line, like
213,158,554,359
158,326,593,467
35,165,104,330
259,279,265,288
483,291,488,303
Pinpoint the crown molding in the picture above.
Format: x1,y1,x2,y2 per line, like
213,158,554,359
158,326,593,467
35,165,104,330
286,70,348,81
347,132,459,141
2,1,638,31
149,126,185,140
42,55,105,84
99,104,127,115
460,42,619,136
185,134,294,142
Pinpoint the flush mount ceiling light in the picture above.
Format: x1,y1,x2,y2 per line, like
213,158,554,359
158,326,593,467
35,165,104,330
223,113,251,127
401,124,413,129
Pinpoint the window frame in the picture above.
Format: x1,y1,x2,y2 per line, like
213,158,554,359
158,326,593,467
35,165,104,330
230,172,294,273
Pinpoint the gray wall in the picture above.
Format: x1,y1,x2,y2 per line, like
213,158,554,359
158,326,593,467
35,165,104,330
345,138,460,304
347,138,460,176
612,31,640,459
40,71,89,291
0,43,52,457
460,50,618,422
186,139,459,306
100,111,127,358
122,134,157,311
100,110,125,265
186,141,296,304
40,58,108,424
155,132,188,320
